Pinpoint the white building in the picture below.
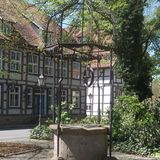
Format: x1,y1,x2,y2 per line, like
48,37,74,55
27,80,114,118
86,63,123,116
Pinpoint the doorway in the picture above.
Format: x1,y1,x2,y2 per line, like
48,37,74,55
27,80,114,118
33,89,46,115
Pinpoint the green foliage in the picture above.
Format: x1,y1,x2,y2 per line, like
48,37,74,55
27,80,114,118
75,116,99,124
51,101,75,124
114,0,153,101
145,4,160,79
45,117,54,125
60,101,75,124
71,114,109,125
113,95,160,155
30,125,53,140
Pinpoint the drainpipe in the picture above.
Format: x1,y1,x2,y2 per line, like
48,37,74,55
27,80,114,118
97,55,101,123
109,49,114,159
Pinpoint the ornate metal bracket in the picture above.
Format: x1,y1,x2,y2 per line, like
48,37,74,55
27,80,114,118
83,64,94,87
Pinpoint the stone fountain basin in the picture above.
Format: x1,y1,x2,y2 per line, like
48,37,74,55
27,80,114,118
50,124,109,160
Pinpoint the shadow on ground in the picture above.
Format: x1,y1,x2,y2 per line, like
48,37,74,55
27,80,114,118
0,124,36,131
106,157,118,160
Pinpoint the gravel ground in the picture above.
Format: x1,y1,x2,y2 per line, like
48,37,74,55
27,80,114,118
0,139,159,160
112,152,160,160
0,139,54,160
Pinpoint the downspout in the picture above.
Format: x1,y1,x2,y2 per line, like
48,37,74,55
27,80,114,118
109,49,114,159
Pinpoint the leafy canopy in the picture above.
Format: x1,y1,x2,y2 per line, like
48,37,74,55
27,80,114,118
32,0,155,100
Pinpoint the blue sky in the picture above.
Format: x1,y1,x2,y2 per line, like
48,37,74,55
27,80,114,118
27,0,159,16
28,0,34,3
144,1,160,17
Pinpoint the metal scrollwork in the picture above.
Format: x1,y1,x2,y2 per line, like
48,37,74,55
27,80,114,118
83,64,94,87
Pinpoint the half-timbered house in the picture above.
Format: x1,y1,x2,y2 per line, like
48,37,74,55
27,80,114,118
0,0,86,125
86,61,123,116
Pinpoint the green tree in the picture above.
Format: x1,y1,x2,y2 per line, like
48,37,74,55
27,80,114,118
113,95,160,155
146,5,160,79
114,0,153,100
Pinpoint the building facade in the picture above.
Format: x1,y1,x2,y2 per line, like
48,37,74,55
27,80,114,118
0,0,86,125
86,64,123,116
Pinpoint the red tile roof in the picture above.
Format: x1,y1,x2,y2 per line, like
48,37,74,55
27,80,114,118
0,0,60,48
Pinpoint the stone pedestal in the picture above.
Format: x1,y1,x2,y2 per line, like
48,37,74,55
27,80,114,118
50,125,109,160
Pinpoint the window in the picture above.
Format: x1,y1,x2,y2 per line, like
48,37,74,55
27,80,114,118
31,22,39,34
44,57,53,75
59,60,68,78
86,105,91,110
0,20,13,35
10,51,21,72
61,90,67,102
27,87,33,107
28,54,38,74
72,90,80,108
9,86,20,107
48,89,52,109
0,50,3,70
4,23,12,34
54,89,67,104
72,62,80,79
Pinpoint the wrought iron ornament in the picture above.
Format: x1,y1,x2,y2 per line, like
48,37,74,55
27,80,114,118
83,64,94,87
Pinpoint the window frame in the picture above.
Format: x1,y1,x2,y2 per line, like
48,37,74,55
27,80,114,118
71,90,80,108
44,56,53,76
27,87,33,108
58,60,68,78
54,88,67,107
72,61,80,79
0,20,13,35
61,89,67,102
4,22,12,34
48,88,52,110
9,86,20,108
10,50,21,72
28,53,38,74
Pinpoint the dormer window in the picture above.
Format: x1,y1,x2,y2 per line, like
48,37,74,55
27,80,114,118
0,19,13,35
30,22,42,35
42,30,54,45
4,23,12,34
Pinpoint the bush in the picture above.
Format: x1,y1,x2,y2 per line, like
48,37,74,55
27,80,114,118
71,114,109,125
113,95,160,155
30,125,53,140
52,101,75,124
